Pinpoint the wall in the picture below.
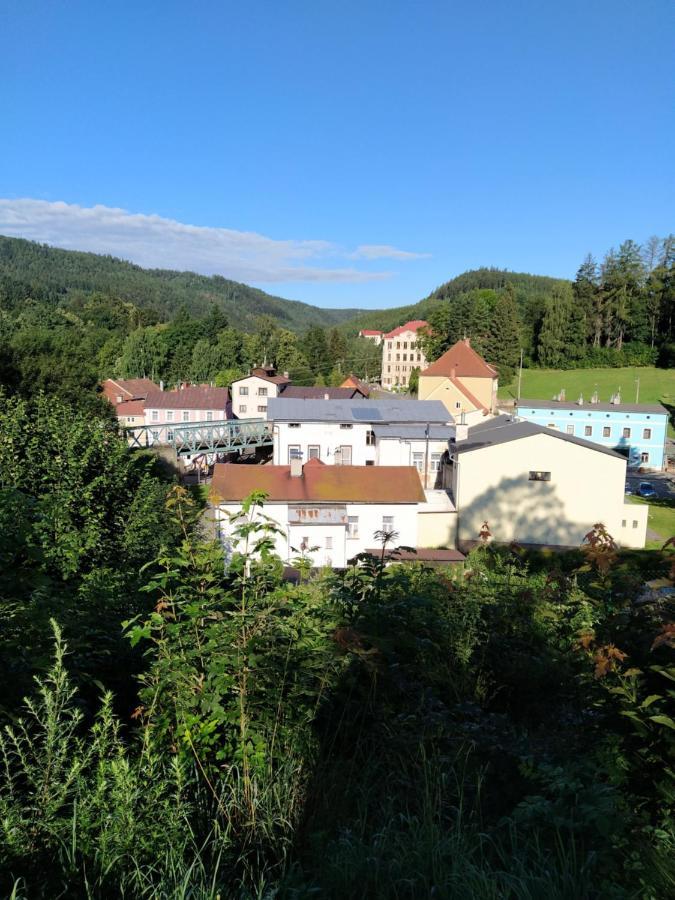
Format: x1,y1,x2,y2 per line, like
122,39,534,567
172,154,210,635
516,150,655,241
455,432,646,548
215,500,420,568
380,329,428,388
145,407,229,427
273,421,374,465
376,437,448,487
516,406,667,470
231,375,281,419
418,375,492,422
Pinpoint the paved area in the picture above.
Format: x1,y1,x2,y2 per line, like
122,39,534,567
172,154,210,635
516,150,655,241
626,472,674,500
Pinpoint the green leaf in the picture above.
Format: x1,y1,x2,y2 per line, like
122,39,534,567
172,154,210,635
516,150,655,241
649,715,675,730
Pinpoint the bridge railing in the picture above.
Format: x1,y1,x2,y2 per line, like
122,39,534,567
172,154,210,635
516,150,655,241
122,418,273,455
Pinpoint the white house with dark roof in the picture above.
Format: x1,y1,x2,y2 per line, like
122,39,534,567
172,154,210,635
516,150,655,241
447,416,648,549
267,397,453,487
231,366,290,419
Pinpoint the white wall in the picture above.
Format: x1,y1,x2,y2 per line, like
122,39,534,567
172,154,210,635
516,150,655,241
231,376,282,419
215,500,420,568
455,432,646,548
273,421,375,465
376,437,448,487
145,407,228,427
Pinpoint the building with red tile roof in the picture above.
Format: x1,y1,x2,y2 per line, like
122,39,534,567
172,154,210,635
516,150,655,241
101,378,159,405
418,338,498,421
380,320,429,390
144,385,232,427
340,374,370,396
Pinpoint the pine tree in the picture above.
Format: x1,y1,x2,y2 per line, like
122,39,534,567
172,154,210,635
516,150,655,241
574,254,600,347
484,285,521,379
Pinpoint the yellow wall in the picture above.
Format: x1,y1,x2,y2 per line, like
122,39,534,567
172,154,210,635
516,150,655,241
419,374,493,419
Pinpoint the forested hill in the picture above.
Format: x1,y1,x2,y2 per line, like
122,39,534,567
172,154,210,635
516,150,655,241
0,236,362,332
341,267,569,334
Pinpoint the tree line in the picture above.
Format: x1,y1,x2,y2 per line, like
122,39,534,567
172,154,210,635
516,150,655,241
419,236,674,379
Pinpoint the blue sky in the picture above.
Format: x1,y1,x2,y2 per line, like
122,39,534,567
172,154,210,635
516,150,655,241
1,0,673,309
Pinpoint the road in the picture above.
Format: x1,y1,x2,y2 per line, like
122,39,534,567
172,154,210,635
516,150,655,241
626,472,675,500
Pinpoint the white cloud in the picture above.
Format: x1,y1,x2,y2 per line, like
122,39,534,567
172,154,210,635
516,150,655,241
350,244,431,260
0,199,426,284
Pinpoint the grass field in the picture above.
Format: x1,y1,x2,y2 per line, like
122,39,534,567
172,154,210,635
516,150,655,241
499,366,675,436
627,495,675,550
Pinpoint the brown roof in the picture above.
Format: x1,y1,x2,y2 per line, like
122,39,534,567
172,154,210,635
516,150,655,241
102,378,159,403
115,399,145,417
280,386,366,400
145,385,231,410
249,367,291,385
340,374,370,396
421,339,497,379
210,463,426,504
384,319,429,339
359,329,383,336
448,376,488,413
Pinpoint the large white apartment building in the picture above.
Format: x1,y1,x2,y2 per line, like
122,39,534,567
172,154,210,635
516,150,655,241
267,397,453,488
380,320,429,389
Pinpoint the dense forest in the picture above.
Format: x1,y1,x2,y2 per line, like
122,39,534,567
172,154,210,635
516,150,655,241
0,236,361,332
0,391,673,897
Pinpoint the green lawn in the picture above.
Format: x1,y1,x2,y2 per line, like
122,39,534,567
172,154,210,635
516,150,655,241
627,495,675,550
499,366,675,436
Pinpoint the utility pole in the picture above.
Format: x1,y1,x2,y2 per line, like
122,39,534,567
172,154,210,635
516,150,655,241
517,348,524,401
424,423,430,490
635,377,640,404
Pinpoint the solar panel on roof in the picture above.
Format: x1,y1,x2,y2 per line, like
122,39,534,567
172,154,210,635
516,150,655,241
352,407,382,420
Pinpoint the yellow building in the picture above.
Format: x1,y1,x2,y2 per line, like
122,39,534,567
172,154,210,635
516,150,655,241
418,338,498,422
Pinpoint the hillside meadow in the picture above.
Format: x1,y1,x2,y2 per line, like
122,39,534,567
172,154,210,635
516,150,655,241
499,366,674,434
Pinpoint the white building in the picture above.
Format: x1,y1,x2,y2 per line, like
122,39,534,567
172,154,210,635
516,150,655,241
380,320,429,389
447,416,648,549
211,459,458,569
231,366,290,419
359,329,384,345
268,397,453,486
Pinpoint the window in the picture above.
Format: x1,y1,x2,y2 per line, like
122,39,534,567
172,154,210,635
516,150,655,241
403,341,408,349
151,430,159,441
430,453,441,472
167,430,174,441
366,460,374,466
396,354,400,361
402,354,407,361
566,425,574,435
288,445,301,462
307,445,320,459
603,426,611,437
206,411,213,422
258,387,268,397
547,423,557,429
182,411,189,422
166,410,174,422
529,471,551,482
347,515,359,538
382,515,394,532
258,405,267,413
621,519,627,528
151,410,159,422
584,425,592,436
366,429,376,446
411,341,416,350
396,341,400,349
239,386,249,395
643,428,652,439
336,445,352,465
239,404,247,413
641,452,649,463
632,520,639,529
455,401,462,409
623,427,631,438
325,536,333,550
412,451,424,472
288,423,301,428
340,423,353,429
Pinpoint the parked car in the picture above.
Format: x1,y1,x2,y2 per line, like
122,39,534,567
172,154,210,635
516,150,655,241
638,482,657,499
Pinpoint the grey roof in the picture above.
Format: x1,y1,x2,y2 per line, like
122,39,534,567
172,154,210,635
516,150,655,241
267,398,452,425
455,415,625,459
373,424,455,440
517,398,669,415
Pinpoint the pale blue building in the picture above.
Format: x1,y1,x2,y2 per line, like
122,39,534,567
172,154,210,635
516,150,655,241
515,398,669,470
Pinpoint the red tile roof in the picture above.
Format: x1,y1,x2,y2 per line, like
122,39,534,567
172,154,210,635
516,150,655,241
144,385,231,410
340,374,370,396
420,339,497,379
101,378,159,403
383,320,429,339
448,376,489,413
115,399,145,417
211,463,426,504
249,367,291,385
359,329,383,336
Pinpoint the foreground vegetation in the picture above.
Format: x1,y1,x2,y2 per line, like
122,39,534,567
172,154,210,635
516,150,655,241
1,393,674,898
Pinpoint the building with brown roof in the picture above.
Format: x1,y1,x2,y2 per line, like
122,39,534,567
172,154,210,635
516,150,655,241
101,378,160,427
231,366,291,419
144,385,232,430
418,338,498,422
380,320,429,389
211,458,457,568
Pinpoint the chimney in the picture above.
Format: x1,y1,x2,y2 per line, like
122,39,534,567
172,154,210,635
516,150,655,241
159,380,164,392
283,371,289,379
290,457,303,478
450,365,457,378
324,392,330,400
612,391,621,405
591,390,599,404
577,394,584,406
559,388,565,401
455,423,469,442
464,337,471,346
